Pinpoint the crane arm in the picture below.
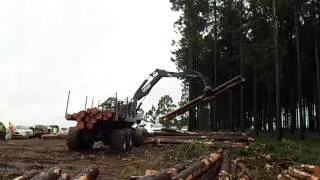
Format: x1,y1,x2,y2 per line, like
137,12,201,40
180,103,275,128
132,69,212,103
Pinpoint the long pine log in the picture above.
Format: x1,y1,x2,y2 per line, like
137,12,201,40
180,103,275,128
13,170,40,180
172,150,222,180
73,164,99,180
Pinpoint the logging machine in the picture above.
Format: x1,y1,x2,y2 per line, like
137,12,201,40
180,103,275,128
64,69,244,152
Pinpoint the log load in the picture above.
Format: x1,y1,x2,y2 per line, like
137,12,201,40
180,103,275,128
66,107,114,130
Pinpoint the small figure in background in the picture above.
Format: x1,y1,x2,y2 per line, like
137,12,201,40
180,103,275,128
0,122,6,141
6,122,15,140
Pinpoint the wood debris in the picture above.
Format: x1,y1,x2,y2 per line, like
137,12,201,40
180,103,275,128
277,164,320,180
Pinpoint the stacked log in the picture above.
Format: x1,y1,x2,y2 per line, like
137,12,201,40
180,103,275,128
14,164,99,180
143,131,253,149
277,164,320,180
142,138,248,149
41,134,67,140
65,107,114,130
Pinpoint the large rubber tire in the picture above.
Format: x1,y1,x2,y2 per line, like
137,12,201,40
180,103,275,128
67,128,93,151
133,128,148,146
110,129,128,152
125,129,133,151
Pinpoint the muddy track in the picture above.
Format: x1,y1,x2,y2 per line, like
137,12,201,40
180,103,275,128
0,139,153,180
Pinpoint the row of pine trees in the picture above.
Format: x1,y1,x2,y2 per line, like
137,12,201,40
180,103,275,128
168,0,320,140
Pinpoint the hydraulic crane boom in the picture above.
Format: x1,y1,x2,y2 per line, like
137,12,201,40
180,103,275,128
132,69,213,112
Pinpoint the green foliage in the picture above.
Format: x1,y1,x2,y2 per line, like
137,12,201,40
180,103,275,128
145,95,177,126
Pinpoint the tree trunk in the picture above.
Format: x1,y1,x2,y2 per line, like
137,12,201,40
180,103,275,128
254,68,258,136
240,0,244,132
268,89,273,132
290,88,296,135
229,90,233,131
211,0,218,132
294,3,304,140
273,0,282,141
314,20,320,138
186,0,195,132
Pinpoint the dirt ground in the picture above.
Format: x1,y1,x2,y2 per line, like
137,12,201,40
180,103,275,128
0,138,158,180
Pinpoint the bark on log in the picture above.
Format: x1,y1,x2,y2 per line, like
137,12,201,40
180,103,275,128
91,117,97,124
76,117,83,122
78,111,87,119
96,113,103,121
172,150,222,180
151,132,249,137
287,167,319,180
66,114,73,120
91,108,99,115
139,161,195,180
198,158,222,180
140,168,178,180
86,122,94,130
73,164,99,180
299,164,320,177
76,121,85,130
12,134,28,140
218,151,231,180
277,170,298,180
142,138,248,148
72,113,78,119
30,166,61,180
129,176,145,180
41,134,60,139
152,135,249,142
13,170,40,180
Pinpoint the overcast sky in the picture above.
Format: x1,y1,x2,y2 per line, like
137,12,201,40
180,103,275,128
0,0,182,127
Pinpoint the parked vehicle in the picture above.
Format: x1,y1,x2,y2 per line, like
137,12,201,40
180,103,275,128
15,125,33,138
151,123,163,132
48,125,60,135
59,127,69,135
181,126,188,132
132,121,154,134
169,126,178,130
31,125,49,138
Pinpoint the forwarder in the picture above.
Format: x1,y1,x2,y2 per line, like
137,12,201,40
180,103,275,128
65,69,244,152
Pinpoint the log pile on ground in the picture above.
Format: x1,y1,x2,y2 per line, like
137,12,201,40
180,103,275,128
12,134,29,140
277,164,320,180
144,130,253,149
13,164,99,180
65,107,114,130
41,134,67,139
130,149,250,180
